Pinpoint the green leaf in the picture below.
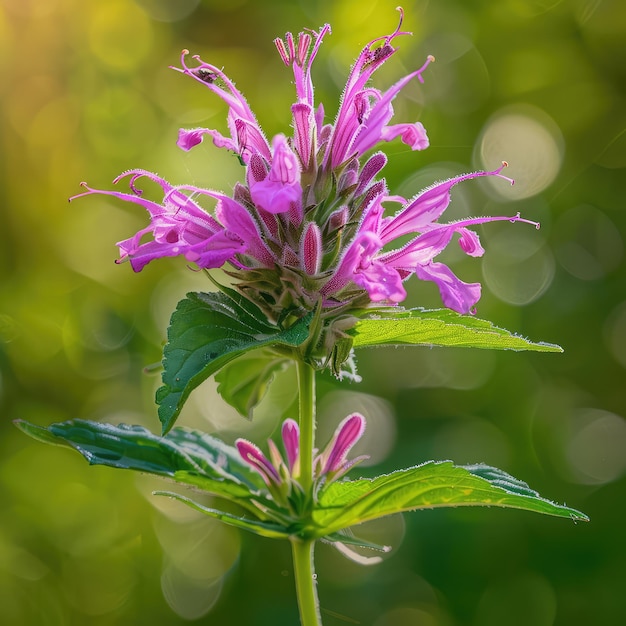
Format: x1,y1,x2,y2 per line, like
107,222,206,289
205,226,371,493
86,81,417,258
153,491,293,540
312,462,587,537
352,308,562,352
157,290,312,433
214,350,293,420
14,419,266,503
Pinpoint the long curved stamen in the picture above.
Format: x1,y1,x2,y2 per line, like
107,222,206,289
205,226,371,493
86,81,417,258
415,54,436,84
368,6,413,48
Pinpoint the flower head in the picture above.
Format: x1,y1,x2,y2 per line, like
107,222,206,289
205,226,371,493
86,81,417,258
72,8,539,360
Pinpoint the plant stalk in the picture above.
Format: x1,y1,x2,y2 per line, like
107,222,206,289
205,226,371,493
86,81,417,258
291,538,321,626
296,360,316,492
293,360,321,625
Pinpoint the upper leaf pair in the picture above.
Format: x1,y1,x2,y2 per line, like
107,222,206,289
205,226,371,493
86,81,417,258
157,287,561,433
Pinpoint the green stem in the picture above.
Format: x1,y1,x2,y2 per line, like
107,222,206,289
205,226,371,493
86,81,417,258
291,538,322,626
296,360,316,492
293,360,321,625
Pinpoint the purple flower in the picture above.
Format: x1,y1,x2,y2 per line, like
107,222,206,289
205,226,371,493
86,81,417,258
249,134,303,217
70,170,248,272
74,8,539,321
71,170,276,271
324,163,539,314
174,50,271,163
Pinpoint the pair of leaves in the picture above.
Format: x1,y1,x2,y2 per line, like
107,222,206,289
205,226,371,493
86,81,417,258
157,291,562,432
14,419,588,548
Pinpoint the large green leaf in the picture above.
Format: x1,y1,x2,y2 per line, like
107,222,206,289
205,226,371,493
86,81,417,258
156,290,311,433
352,308,562,352
214,349,294,420
312,462,587,537
14,419,266,504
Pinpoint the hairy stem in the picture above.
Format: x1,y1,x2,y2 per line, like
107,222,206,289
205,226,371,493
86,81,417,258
292,538,322,626
293,360,321,625
296,360,316,492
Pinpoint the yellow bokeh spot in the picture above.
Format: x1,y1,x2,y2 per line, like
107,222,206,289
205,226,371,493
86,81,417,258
478,105,563,200
88,2,154,71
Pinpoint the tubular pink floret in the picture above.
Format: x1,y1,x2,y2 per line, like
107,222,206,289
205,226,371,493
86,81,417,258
286,32,296,60
379,164,520,245
301,222,322,275
449,213,540,230
297,32,311,65
112,169,167,192
281,419,300,472
274,37,290,66
173,50,263,130
236,439,281,486
321,413,366,474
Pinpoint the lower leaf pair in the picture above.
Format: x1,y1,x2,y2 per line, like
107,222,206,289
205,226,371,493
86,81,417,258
14,418,588,557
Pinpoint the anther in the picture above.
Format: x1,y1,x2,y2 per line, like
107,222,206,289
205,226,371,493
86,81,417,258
492,161,515,186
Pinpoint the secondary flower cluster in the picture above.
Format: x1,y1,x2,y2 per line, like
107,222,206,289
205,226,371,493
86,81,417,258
72,9,536,328
236,413,366,510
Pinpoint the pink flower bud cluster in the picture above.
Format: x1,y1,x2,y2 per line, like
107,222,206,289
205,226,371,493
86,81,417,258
236,413,367,507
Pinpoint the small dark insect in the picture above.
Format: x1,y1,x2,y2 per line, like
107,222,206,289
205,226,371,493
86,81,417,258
194,67,217,84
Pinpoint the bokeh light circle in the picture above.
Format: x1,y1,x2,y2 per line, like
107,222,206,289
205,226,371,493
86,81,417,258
554,204,623,281
477,105,563,200
475,572,557,626
161,564,223,620
374,606,439,626
135,0,200,22
88,3,154,71
564,409,626,485
482,239,555,306
605,301,626,369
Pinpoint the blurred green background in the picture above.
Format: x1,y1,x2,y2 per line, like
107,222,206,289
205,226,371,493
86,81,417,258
1,0,625,624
